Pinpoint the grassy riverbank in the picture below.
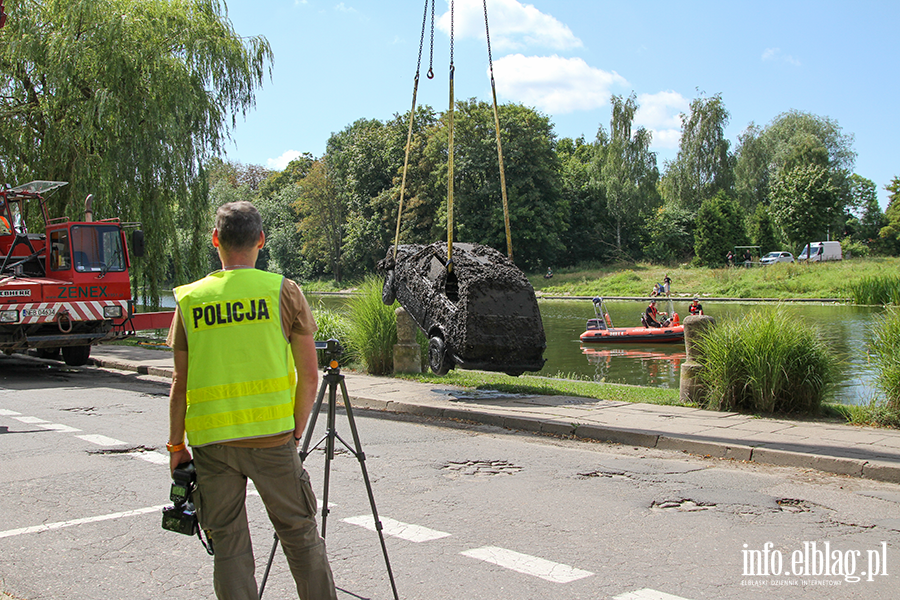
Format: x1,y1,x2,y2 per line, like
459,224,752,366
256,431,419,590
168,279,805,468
529,256,900,300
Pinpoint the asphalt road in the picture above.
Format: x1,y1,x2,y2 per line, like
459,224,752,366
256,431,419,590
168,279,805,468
2,356,900,600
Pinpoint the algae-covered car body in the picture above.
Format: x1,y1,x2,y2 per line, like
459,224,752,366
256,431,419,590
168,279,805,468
379,242,546,376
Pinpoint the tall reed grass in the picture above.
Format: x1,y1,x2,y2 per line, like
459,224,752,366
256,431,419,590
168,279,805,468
870,308,900,410
845,275,900,305
695,307,837,414
344,275,397,375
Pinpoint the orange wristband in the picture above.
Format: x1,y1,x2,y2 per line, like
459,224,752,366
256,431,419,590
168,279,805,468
166,441,186,452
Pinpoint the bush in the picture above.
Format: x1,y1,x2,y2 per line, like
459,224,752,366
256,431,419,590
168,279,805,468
345,275,397,375
695,307,837,414
310,302,353,367
870,308,900,410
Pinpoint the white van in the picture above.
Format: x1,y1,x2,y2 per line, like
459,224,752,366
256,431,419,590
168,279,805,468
798,241,842,262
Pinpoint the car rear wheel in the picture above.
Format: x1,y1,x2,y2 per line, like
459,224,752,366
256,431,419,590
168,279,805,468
382,270,396,305
428,335,452,376
62,345,91,367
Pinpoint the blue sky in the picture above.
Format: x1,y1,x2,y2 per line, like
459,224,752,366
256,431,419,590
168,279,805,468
222,0,899,207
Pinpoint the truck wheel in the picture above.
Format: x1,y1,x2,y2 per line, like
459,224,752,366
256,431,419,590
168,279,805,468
428,336,452,376
382,270,396,305
62,345,91,367
36,347,61,360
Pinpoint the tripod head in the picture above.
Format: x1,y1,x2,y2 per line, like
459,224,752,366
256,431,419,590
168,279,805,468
315,338,344,372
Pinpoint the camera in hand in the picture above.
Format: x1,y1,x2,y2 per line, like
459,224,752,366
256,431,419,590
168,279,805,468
162,460,199,536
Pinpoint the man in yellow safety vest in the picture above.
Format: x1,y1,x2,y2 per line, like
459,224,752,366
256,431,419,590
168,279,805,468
166,201,336,600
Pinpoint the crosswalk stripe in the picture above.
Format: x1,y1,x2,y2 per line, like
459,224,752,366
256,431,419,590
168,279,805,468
0,505,168,539
460,546,593,583
12,416,48,424
613,589,695,600
36,423,82,433
343,516,451,542
0,409,21,416
75,434,127,446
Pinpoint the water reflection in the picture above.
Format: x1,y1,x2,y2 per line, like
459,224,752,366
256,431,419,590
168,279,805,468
581,346,685,388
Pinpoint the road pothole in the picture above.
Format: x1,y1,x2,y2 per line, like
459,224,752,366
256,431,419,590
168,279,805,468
776,498,812,513
651,498,715,512
441,459,523,477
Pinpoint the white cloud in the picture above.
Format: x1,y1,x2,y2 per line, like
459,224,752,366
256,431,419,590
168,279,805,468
634,90,689,150
335,2,358,14
267,150,303,171
762,47,801,66
493,54,627,114
438,0,581,51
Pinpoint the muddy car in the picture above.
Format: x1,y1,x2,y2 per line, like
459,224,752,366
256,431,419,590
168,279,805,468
379,242,546,376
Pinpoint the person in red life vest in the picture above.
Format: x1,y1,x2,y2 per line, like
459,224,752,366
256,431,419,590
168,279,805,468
689,297,704,316
167,201,336,600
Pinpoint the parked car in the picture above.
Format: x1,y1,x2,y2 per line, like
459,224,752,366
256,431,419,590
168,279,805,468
378,242,546,376
760,251,794,265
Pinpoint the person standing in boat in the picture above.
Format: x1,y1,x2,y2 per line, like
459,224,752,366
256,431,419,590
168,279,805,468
689,297,704,316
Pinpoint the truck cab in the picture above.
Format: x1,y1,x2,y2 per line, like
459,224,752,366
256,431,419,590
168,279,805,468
0,181,142,365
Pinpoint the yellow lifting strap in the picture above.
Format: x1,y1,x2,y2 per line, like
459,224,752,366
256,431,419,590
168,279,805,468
483,0,513,260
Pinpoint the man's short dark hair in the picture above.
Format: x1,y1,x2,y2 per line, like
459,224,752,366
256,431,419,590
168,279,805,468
215,201,262,251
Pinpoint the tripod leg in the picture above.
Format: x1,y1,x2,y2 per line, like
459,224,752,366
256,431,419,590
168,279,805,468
318,372,339,538
338,377,400,600
299,375,329,461
258,532,279,599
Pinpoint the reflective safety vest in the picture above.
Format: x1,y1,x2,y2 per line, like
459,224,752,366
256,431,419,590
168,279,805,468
174,269,295,446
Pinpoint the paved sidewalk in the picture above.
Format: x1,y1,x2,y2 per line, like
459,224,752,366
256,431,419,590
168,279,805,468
89,344,900,484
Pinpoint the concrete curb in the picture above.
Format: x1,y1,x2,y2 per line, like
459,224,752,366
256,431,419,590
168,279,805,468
90,354,900,485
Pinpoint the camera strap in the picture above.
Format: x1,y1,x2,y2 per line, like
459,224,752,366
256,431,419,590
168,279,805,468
198,528,215,556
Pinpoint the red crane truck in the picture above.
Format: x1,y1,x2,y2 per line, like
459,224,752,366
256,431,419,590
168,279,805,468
0,180,173,366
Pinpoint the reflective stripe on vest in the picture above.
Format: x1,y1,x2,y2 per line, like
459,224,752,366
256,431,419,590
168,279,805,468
174,269,295,446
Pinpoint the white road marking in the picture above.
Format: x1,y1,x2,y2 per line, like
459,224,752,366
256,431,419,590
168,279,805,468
36,423,81,433
12,416,48,424
75,434,127,446
460,546,593,583
343,516,451,542
136,452,170,465
613,589,695,600
0,504,168,539
0,409,21,416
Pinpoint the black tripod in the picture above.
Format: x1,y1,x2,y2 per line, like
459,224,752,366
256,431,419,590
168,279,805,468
259,340,399,600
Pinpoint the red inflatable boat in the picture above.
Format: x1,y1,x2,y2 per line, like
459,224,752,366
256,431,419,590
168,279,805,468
579,297,685,344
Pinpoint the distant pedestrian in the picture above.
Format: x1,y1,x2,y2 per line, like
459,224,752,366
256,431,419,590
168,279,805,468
663,274,671,297
726,251,734,267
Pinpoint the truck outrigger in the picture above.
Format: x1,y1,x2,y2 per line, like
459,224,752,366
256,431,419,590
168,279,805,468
0,181,172,365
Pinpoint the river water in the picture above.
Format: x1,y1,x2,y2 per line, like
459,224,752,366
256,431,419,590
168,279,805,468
252,293,886,406
537,298,884,406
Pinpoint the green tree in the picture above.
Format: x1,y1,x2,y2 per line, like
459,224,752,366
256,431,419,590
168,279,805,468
0,0,273,304
426,99,566,270
643,202,695,264
879,176,900,254
747,203,778,253
662,93,734,211
556,136,612,265
694,192,746,266
846,174,884,243
599,93,660,252
769,164,842,252
295,161,344,282
733,123,771,210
